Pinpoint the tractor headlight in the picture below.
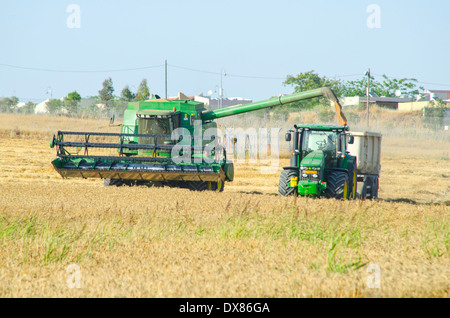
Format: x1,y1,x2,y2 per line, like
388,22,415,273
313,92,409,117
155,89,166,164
300,166,320,179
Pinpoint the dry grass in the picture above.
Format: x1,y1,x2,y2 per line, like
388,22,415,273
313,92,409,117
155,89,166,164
0,113,448,298
0,113,120,139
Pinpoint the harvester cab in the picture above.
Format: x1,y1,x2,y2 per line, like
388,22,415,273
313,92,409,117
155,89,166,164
279,124,358,199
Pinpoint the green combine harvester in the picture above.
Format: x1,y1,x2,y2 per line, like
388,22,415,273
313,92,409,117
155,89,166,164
51,87,376,196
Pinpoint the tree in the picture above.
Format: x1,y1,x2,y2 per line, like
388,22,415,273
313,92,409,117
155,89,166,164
378,75,424,98
283,70,343,109
134,79,150,101
121,85,136,101
284,70,341,93
46,99,63,114
20,101,36,114
0,96,19,113
341,74,424,98
422,99,446,130
64,91,82,114
98,78,115,111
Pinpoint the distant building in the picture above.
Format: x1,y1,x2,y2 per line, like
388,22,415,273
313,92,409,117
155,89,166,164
209,97,253,110
168,92,252,110
339,96,413,110
34,97,103,114
35,99,50,114
340,88,450,111
423,89,450,102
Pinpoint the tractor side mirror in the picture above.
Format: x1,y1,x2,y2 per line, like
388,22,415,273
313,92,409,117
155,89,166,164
285,133,291,142
348,135,354,144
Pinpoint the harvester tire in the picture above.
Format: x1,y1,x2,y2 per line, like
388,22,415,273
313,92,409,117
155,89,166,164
185,181,209,191
208,180,225,192
347,162,358,200
278,169,297,197
326,171,349,200
104,178,123,187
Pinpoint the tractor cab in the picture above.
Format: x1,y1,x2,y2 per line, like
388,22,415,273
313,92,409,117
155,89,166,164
298,125,353,169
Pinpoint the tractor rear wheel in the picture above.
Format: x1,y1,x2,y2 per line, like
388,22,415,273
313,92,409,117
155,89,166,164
347,162,358,200
326,171,350,200
278,169,298,197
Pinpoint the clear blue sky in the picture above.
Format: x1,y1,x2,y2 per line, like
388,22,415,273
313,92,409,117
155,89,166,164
1,0,449,102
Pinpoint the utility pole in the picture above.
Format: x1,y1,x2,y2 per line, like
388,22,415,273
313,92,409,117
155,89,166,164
220,69,223,109
165,60,168,99
46,86,52,99
365,68,371,129
220,69,226,109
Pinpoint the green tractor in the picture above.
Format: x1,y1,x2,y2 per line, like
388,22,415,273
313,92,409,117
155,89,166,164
279,124,358,199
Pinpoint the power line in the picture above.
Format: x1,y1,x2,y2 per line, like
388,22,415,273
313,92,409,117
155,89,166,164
226,73,284,80
332,73,364,78
168,63,284,80
168,64,221,76
169,64,364,81
373,73,450,87
0,63,164,73
2,60,449,88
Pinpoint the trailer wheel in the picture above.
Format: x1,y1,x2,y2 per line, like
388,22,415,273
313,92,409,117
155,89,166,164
359,175,379,200
326,171,349,200
371,176,379,199
278,169,298,197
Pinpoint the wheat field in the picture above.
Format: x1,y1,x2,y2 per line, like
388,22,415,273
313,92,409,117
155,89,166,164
0,113,448,298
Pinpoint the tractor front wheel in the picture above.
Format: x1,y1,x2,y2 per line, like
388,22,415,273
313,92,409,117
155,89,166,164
278,169,298,197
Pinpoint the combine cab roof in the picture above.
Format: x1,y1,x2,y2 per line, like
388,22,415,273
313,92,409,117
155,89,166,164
126,99,206,113
299,124,349,131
